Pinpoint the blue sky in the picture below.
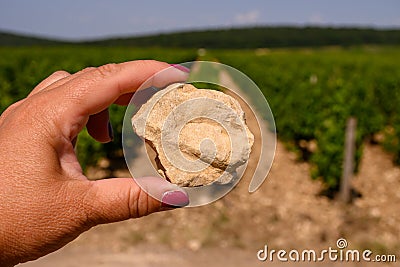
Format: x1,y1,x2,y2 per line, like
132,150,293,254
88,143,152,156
0,0,399,40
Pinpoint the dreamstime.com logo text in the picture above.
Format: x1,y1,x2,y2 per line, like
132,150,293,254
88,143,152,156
257,238,397,263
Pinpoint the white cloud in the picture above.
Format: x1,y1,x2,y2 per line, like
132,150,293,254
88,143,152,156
234,10,260,24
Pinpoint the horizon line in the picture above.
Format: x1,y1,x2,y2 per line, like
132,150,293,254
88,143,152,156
1,23,400,43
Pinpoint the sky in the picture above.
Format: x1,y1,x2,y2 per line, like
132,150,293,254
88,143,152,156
0,0,399,41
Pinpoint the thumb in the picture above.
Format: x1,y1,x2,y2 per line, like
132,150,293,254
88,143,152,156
81,177,189,225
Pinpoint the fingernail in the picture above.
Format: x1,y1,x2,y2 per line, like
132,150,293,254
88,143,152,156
170,64,190,73
108,121,114,141
161,190,189,208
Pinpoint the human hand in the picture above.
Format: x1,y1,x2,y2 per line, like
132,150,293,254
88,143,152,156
0,61,190,266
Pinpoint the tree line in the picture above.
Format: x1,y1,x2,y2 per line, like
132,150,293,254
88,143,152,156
1,26,400,48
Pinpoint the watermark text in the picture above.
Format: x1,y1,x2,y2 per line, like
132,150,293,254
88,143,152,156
257,238,396,263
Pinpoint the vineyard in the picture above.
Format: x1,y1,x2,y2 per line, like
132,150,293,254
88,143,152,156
0,46,399,191
212,46,400,191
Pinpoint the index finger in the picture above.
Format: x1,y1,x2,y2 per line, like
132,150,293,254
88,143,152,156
66,61,187,115
44,60,188,138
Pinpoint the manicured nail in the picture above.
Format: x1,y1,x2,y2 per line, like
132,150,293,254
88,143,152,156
107,121,114,141
161,190,190,208
170,64,190,73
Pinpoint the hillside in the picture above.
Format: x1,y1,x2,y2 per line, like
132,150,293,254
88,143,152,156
0,31,63,46
1,26,400,48
85,26,400,48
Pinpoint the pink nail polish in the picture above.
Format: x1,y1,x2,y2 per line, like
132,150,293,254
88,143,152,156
161,190,189,208
170,64,190,73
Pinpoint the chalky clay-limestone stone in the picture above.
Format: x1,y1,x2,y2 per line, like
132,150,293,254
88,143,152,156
131,83,254,187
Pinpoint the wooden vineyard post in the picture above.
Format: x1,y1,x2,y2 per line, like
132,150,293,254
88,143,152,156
340,117,357,203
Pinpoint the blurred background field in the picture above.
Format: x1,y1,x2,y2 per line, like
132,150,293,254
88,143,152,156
1,45,399,192
3,42,400,267
1,0,400,266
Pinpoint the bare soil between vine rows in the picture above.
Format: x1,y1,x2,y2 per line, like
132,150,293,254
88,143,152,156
20,141,400,267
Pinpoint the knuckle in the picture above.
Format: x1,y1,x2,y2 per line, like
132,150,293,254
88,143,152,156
80,183,100,227
95,63,120,78
52,70,70,77
127,186,143,218
4,100,23,113
78,67,96,74
0,99,23,121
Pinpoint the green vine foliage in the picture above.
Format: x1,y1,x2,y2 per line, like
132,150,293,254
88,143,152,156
214,46,400,191
0,46,197,170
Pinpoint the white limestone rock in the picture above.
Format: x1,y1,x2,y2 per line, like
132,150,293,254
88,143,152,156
132,83,254,187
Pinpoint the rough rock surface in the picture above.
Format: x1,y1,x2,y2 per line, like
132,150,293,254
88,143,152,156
132,83,254,187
